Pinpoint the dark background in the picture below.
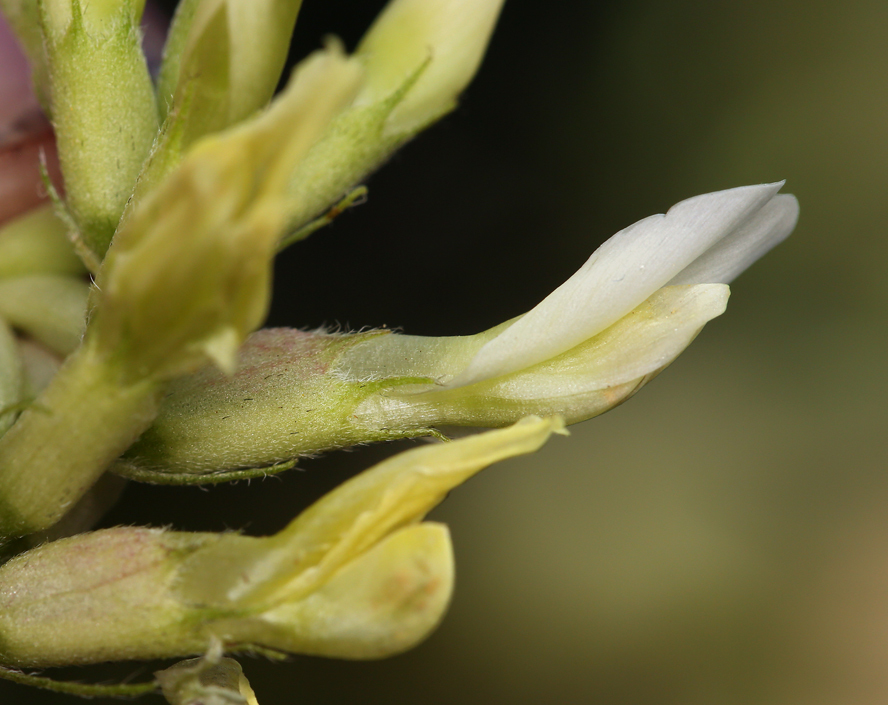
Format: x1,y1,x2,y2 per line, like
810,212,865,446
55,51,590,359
5,0,888,703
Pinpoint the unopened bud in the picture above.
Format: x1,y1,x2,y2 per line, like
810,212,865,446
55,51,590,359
284,0,504,234
91,44,362,380
355,0,505,134
38,0,157,258
156,0,304,146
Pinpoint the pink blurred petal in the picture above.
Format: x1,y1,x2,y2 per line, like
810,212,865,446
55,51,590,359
0,110,63,226
0,15,61,226
0,16,40,125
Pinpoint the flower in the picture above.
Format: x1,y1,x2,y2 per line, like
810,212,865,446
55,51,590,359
36,0,158,257
336,181,799,427
92,43,362,380
114,183,798,480
353,0,506,135
284,0,506,234
454,182,797,385
0,418,563,666
152,0,306,173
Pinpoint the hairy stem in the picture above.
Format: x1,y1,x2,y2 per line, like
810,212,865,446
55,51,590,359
0,340,163,538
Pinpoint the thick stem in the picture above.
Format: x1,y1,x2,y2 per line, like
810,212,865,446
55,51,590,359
0,340,163,538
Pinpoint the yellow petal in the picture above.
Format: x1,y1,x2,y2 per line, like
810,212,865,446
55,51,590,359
233,416,566,605
252,522,453,659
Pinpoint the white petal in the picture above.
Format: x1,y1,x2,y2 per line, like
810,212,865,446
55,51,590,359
450,183,783,387
668,194,799,285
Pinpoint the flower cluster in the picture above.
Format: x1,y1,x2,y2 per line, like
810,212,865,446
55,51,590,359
0,0,797,700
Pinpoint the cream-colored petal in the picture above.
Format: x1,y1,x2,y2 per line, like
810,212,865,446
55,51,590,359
350,285,729,429
253,523,453,659
486,284,730,398
463,284,729,425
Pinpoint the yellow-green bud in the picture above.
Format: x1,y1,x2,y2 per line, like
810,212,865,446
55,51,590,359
156,0,304,143
39,0,158,258
0,205,84,278
284,0,505,235
91,44,362,381
354,0,505,135
132,0,306,206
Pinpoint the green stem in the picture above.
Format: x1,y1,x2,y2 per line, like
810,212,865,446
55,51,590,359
0,341,163,538
0,666,157,698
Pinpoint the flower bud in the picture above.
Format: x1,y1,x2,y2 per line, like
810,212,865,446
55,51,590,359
0,418,562,666
354,0,505,135
284,0,504,234
91,44,362,381
38,0,157,258
155,0,304,147
0,526,215,666
115,184,797,481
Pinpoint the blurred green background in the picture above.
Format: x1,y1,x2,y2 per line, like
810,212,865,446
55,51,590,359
6,0,888,703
